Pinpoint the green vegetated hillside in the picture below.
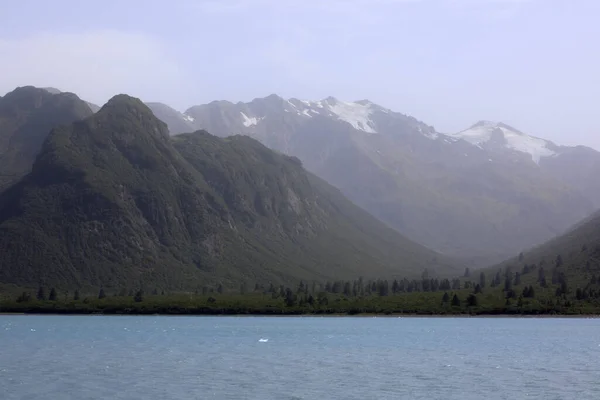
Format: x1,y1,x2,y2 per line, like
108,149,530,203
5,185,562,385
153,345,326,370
0,94,461,291
488,209,600,287
0,86,94,189
439,209,600,314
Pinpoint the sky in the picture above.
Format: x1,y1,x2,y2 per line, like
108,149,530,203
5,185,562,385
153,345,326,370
1,0,598,148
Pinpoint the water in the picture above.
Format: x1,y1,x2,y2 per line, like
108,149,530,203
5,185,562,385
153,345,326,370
1,316,599,399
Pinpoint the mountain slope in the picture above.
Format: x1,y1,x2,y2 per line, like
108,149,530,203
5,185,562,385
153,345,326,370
0,95,459,290
0,86,94,189
172,132,456,276
158,96,594,264
539,146,600,209
41,87,101,113
484,209,600,292
448,121,556,164
451,121,600,208
146,102,195,135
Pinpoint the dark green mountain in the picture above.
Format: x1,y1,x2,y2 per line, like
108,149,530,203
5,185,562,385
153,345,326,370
0,86,94,189
0,95,459,290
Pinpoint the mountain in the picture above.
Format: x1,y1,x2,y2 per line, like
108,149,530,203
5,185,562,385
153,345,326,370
0,94,459,290
451,121,600,207
41,87,62,95
40,87,101,113
86,102,101,113
486,208,600,291
0,86,94,189
449,121,557,164
151,95,595,264
146,102,196,135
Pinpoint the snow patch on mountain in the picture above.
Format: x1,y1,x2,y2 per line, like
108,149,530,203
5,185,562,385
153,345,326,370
286,97,377,133
240,112,261,127
450,121,555,164
322,98,377,133
183,114,195,122
418,125,438,139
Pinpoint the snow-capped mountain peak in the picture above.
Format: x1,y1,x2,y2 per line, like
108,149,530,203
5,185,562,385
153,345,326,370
284,97,378,133
154,97,558,166
323,97,377,134
449,121,556,164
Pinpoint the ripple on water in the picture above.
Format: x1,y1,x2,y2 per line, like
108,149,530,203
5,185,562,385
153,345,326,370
0,316,599,400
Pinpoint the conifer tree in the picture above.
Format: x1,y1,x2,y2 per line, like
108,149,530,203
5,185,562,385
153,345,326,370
467,294,477,307
441,292,450,304
451,294,460,307
16,292,31,303
504,277,512,292
344,282,352,296
514,272,521,286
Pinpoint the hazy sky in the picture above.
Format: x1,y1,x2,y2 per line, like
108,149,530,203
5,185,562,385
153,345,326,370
1,0,598,148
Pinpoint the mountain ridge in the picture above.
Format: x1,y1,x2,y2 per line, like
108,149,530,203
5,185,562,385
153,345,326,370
147,94,599,264
0,93,460,290
149,95,596,162
0,86,95,189
5,85,598,266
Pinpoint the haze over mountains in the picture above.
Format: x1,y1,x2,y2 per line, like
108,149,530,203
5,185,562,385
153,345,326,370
1,84,600,292
147,96,600,264
0,86,459,290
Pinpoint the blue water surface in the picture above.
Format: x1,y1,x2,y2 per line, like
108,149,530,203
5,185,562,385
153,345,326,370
1,316,599,399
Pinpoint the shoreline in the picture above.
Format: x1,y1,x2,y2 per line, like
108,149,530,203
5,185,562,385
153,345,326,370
1,311,599,318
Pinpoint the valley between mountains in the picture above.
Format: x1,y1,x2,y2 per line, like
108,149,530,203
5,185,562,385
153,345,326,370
148,94,600,265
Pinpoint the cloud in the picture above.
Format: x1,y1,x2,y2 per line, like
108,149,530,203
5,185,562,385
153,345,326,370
0,30,186,106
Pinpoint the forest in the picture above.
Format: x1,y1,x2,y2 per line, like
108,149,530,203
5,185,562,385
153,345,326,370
3,259,600,316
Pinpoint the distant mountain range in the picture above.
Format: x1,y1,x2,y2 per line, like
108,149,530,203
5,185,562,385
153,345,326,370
0,87,460,290
146,96,600,264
